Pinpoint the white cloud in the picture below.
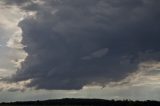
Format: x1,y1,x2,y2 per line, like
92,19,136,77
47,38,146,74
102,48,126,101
0,3,27,78
109,61,160,87
0,80,31,91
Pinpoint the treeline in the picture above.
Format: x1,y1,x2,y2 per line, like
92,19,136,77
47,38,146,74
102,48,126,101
0,98,160,106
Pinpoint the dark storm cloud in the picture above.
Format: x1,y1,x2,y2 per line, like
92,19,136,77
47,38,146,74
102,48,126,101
3,0,30,5
4,0,160,90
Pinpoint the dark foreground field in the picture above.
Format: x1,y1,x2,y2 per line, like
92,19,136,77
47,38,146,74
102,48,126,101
1,98,160,106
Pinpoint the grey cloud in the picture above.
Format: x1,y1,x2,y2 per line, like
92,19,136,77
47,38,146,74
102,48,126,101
82,48,109,60
2,0,40,11
91,48,109,58
3,0,31,5
4,0,160,90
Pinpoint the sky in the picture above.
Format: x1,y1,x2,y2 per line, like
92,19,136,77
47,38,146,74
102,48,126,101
0,0,160,102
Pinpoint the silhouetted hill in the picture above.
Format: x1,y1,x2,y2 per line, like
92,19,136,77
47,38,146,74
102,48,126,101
1,98,160,106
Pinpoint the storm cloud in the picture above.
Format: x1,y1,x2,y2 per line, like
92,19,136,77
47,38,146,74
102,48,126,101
4,0,160,90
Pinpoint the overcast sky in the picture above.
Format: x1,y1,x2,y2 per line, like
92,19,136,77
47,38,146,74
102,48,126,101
0,0,160,102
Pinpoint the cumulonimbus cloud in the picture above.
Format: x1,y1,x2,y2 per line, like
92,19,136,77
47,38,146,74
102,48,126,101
3,0,160,90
